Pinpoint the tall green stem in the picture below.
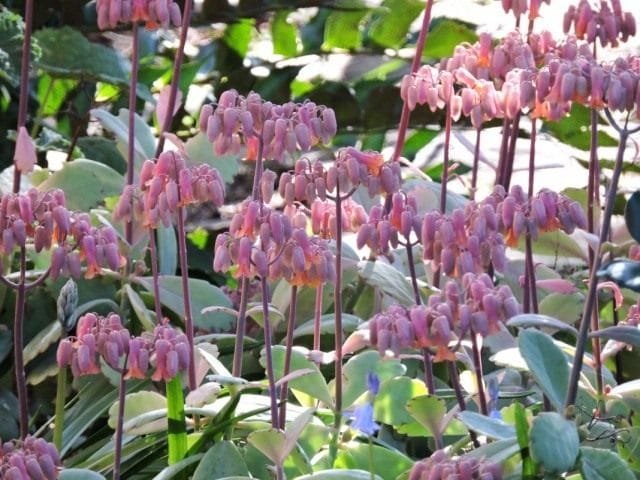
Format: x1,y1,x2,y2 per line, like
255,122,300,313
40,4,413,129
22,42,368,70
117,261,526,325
279,284,298,428
176,206,196,391
53,366,67,450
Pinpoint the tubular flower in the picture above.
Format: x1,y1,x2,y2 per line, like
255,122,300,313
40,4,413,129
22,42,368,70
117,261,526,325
564,0,636,47
310,198,368,240
0,436,62,480
96,0,182,30
488,185,587,247
199,89,336,162
115,151,225,229
422,201,507,278
409,449,502,480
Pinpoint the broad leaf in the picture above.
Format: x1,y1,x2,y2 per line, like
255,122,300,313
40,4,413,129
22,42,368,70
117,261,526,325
184,132,240,184
297,471,383,480
368,0,424,49
590,326,640,347
423,18,478,59
335,443,412,480
580,446,635,480
264,346,333,407
35,27,128,87
272,10,298,57
341,350,406,408
157,224,178,275
59,469,106,480
192,441,250,480
406,395,446,437
358,260,415,305
247,429,286,465
507,313,577,336
457,411,516,440
374,377,428,436
530,412,579,473
0,7,39,86
518,329,569,411
107,390,167,436
135,276,234,332
37,159,123,211
323,10,368,50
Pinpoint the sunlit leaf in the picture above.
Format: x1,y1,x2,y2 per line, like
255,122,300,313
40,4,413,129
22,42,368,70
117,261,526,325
193,441,249,479
580,446,635,480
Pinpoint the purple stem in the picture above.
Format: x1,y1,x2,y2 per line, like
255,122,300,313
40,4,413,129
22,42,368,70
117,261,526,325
231,137,265,377
334,182,344,419
148,228,163,321
313,283,324,352
13,0,34,194
565,115,632,410
523,118,538,314
439,105,452,214
154,0,194,157
502,114,520,192
391,0,435,162
14,247,28,438
470,128,482,200
260,276,280,430
587,107,604,402
470,328,488,415
125,23,140,247
279,284,298,428
495,119,511,187
176,206,196,391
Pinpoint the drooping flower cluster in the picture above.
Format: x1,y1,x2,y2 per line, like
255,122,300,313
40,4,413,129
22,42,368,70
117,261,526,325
501,0,551,22
422,202,507,278
485,185,587,247
0,188,120,279
409,449,502,480
199,90,337,161
114,151,225,228
369,274,520,360
357,192,421,254
56,313,189,382
0,436,61,480
564,0,636,47
96,0,182,30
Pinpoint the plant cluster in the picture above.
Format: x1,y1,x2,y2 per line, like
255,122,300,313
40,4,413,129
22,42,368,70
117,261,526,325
1,0,640,479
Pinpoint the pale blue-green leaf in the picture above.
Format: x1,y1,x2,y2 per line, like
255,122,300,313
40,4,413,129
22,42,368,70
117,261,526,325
297,470,383,480
59,469,107,480
192,441,250,480
125,284,156,330
292,313,362,339
247,428,286,464
580,446,635,480
37,159,123,211
107,390,167,435
590,326,640,347
530,412,579,473
518,329,569,411
184,131,240,184
152,454,204,480
24,321,61,365
135,276,234,332
457,411,516,440
157,224,177,275
358,260,415,305
507,314,578,336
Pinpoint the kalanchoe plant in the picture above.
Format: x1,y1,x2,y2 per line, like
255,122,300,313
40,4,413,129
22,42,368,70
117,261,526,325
0,436,62,480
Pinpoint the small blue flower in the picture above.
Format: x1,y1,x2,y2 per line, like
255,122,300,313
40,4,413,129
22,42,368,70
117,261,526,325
350,403,380,436
367,372,380,395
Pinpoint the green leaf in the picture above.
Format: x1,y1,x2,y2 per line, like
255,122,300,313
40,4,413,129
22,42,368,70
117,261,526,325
192,441,250,479
297,470,383,480
37,75,78,117
513,402,537,477
368,0,424,48
580,446,635,480
76,137,127,175
59,469,107,480
135,276,234,332
539,292,585,326
153,454,204,480
23,321,62,365
590,326,640,347
323,10,368,50
423,18,478,59
519,229,587,261
374,377,428,436
107,390,167,436
184,131,240,184
406,395,446,437
518,329,569,411
37,159,123,211
530,412,579,473
341,350,406,409
166,376,187,464
0,7,39,87
507,313,578,336
124,284,156,331
457,411,516,440
466,438,520,464
625,190,640,244
335,443,412,480
223,19,254,57
292,313,362,340
544,103,618,151
358,260,415,305
157,224,177,275
34,27,129,86
247,429,286,465
264,346,333,407
272,11,298,57
618,426,640,472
